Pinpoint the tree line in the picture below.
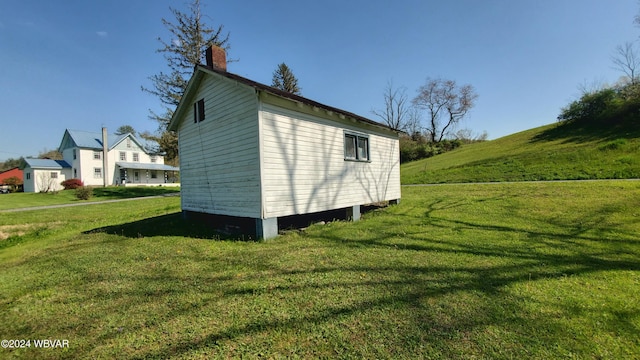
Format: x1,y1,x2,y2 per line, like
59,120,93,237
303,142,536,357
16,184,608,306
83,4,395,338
557,10,640,130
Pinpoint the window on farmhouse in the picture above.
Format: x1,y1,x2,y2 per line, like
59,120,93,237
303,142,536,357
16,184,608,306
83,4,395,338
150,155,157,163
133,153,139,162
94,151,101,160
344,132,370,161
94,168,102,178
50,172,58,179
194,98,205,123
119,152,126,161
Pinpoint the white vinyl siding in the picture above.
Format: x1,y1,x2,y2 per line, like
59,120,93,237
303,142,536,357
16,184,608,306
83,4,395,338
260,103,401,218
24,168,70,193
177,74,261,218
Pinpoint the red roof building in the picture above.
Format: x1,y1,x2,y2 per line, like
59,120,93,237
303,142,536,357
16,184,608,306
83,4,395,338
0,167,23,185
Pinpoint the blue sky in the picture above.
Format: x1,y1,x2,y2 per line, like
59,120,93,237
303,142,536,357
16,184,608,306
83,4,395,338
1,0,638,161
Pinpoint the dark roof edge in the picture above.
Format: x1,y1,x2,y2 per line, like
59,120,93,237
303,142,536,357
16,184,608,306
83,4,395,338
197,64,398,133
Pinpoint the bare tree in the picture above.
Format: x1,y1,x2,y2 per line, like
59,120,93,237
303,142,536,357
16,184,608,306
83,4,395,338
37,172,57,193
372,80,412,131
454,128,488,143
412,78,478,143
576,78,607,96
611,42,640,85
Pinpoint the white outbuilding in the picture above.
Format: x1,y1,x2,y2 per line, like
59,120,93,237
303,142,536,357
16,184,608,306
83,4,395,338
168,46,401,239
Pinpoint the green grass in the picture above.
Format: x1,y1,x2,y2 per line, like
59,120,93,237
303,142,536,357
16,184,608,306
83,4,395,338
0,186,180,211
1,181,639,359
402,122,640,184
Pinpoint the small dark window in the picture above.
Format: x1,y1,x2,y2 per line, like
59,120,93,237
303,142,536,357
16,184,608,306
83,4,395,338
194,98,205,123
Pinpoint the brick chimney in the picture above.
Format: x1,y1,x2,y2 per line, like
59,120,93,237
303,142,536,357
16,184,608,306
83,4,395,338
206,45,226,71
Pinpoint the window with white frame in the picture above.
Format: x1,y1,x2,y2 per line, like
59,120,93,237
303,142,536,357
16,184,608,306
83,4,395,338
133,153,139,162
344,132,370,161
151,170,157,179
93,151,101,160
94,168,102,178
26,172,31,180
50,172,58,179
126,138,132,148
119,152,126,161
150,155,157,163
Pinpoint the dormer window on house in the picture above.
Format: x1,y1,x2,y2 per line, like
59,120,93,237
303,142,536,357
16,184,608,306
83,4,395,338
344,132,370,162
194,99,205,123
126,138,132,148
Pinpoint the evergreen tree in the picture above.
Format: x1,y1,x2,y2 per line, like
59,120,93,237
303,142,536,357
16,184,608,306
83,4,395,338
115,125,136,136
142,0,231,163
271,63,301,95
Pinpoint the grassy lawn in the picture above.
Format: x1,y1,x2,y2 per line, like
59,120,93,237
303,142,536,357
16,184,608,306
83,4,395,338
1,182,639,358
401,123,640,184
0,186,180,211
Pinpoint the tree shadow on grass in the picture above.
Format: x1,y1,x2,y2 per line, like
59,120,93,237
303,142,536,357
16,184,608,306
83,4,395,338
37,196,640,358
83,213,228,240
84,205,388,241
530,121,640,144
92,186,180,199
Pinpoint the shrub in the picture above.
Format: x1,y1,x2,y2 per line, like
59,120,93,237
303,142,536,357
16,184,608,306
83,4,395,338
75,186,93,200
61,178,84,190
558,83,640,127
400,136,463,163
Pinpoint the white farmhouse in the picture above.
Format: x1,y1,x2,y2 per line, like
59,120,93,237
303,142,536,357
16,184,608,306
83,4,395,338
23,129,179,192
168,46,401,239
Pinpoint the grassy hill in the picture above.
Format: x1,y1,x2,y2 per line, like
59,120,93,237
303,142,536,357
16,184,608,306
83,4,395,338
401,122,640,184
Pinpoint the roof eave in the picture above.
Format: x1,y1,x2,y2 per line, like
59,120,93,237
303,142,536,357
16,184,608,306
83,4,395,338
169,64,399,135
168,66,206,132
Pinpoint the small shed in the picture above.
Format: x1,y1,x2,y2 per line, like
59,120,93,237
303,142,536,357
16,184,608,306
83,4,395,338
168,46,401,239
23,159,71,193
